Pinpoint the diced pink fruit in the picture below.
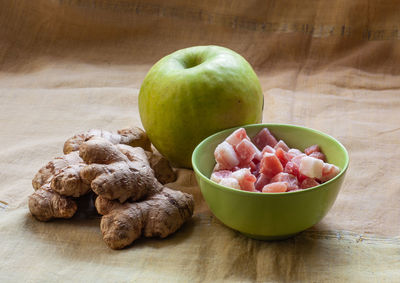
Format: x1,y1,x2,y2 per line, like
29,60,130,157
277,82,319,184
287,148,303,160
210,170,232,183
255,173,271,191
231,168,257,192
292,154,306,166
219,177,241,190
319,163,340,182
305,144,326,161
271,172,299,191
214,141,240,170
284,161,298,176
235,139,261,165
274,140,290,152
259,153,283,178
300,178,320,189
249,161,257,173
309,151,326,161
262,182,288,193
275,148,289,167
284,159,307,182
225,128,250,147
251,161,261,176
261,145,275,156
299,156,324,179
252,128,278,150
304,144,320,155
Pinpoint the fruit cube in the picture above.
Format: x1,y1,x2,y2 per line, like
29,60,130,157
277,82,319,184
287,148,303,160
299,156,324,179
225,128,250,147
274,140,290,152
252,128,278,150
300,178,320,189
214,141,240,170
319,163,340,182
270,172,299,191
235,139,261,165
309,151,326,161
219,177,241,190
231,168,257,192
305,144,325,161
275,148,289,167
304,144,320,155
255,173,271,191
262,182,288,193
210,170,232,183
261,145,275,155
259,152,283,178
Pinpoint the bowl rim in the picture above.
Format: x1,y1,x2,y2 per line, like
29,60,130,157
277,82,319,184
192,123,349,196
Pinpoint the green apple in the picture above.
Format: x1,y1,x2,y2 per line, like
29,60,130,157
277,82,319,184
139,45,263,168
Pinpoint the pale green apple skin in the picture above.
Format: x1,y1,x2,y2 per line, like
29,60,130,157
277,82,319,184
139,45,263,168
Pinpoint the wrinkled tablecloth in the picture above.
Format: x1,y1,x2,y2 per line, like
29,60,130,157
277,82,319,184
1,1,399,282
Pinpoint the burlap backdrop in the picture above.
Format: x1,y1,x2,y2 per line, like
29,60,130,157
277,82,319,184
1,1,399,282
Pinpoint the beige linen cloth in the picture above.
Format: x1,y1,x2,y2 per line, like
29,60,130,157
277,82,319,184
1,1,400,282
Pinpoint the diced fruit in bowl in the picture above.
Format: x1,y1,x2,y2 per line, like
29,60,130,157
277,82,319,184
192,123,349,240
212,127,341,193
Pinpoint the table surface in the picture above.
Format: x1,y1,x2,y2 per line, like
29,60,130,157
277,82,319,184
1,1,399,282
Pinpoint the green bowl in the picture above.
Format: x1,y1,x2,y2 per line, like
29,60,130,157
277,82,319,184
192,123,349,240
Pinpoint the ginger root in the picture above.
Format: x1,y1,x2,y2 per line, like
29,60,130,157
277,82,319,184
28,184,78,222
29,151,88,221
63,127,152,154
149,151,177,184
79,137,194,249
79,137,160,203
29,127,193,250
95,188,194,249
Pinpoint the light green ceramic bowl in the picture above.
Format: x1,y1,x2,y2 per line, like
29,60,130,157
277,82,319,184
192,124,349,240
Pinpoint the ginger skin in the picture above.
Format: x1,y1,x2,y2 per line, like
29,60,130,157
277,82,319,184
63,127,152,154
29,184,77,222
29,152,90,221
32,151,83,191
79,137,194,249
149,152,177,184
79,137,161,203
95,187,194,250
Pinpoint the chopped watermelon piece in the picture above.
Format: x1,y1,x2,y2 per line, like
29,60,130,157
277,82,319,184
300,178,320,189
262,182,288,193
232,168,257,192
252,128,278,150
225,128,250,147
214,141,240,170
274,140,290,152
259,152,283,178
271,172,299,191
